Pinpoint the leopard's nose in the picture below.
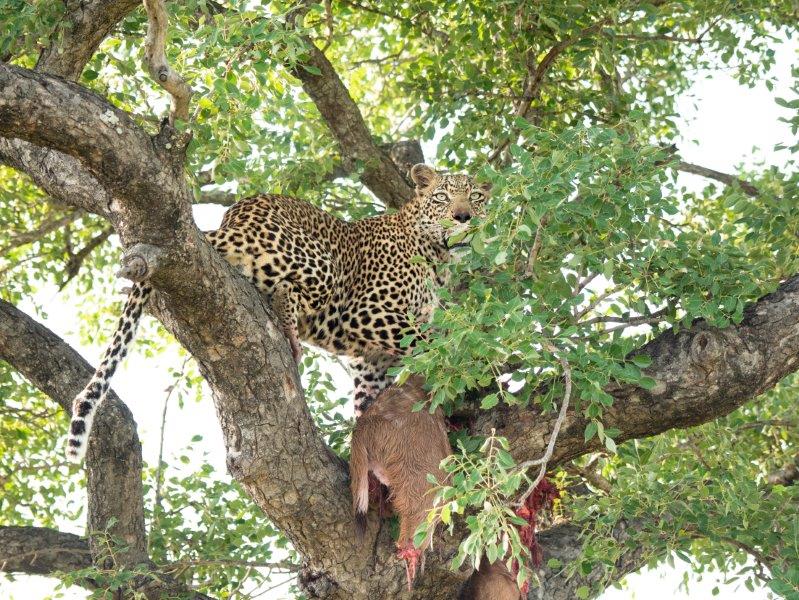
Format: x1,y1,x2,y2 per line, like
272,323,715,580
453,211,471,223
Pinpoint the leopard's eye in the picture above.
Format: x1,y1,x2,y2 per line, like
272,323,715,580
432,192,449,203
469,191,484,202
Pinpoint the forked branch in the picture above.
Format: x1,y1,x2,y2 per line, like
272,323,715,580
142,0,193,123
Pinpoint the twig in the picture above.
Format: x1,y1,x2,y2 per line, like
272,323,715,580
0,210,81,256
572,284,623,321
675,161,760,198
736,419,796,431
514,342,572,507
524,214,549,277
252,574,298,596
320,0,334,51
339,0,449,42
165,558,301,572
578,307,669,328
685,527,772,584
605,32,705,43
574,272,599,297
142,0,193,123
350,48,410,69
60,226,113,289
488,17,610,163
150,356,190,546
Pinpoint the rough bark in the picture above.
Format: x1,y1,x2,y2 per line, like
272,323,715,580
34,0,140,81
534,520,649,600
0,0,139,219
0,527,92,574
0,61,384,592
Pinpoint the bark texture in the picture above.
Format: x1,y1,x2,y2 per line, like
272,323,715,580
34,0,140,80
0,527,92,574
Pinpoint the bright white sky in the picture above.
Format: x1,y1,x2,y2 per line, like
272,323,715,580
2,31,796,600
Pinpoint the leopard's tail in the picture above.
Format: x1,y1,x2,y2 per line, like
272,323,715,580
66,282,152,463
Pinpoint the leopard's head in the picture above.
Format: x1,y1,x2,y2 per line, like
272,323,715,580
409,164,492,246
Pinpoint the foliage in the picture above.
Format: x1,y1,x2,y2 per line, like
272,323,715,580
1,0,798,598
572,375,799,598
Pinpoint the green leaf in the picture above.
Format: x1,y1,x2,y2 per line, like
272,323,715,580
638,376,657,390
480,394,499,409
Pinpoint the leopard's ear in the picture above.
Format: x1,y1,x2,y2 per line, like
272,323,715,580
478,181,493,194
410,164,438,191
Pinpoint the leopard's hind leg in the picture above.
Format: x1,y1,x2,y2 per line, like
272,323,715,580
347,355,397,417
272,280,302,363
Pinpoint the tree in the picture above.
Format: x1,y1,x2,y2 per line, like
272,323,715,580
0,0,797,598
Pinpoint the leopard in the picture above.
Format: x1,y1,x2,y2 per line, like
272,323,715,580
66,163,491,462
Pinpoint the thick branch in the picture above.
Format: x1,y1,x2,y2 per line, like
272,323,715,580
0,299,148,566
0,0,141,219
0,140,112,218
484,274,799,466
288,36,414,208
35,0,140,81
0,526,91,575
0,58,379,595
534,520,648,600
0,64,190,246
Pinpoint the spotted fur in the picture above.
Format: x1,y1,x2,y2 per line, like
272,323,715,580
66,164,491,462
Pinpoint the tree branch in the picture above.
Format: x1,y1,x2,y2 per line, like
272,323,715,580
0,209,82,256
60,226,114,289
34,0,140,81
0,0,141,220
488,18,609,163
482,274,799,467
0,526,92,575
676,160,761,197
0,65,177,218
285,17,414,208
534,519,649,600
0,59,385,595
142,0,193,123
0,140,112,219
0,299,148,566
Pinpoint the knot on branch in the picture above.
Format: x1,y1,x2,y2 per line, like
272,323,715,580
226,447,261,483
299,567,339,598
116,243,165,281
154,118,193,166
689,330,722,370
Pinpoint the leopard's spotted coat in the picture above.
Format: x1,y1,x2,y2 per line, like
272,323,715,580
66,164,491,461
